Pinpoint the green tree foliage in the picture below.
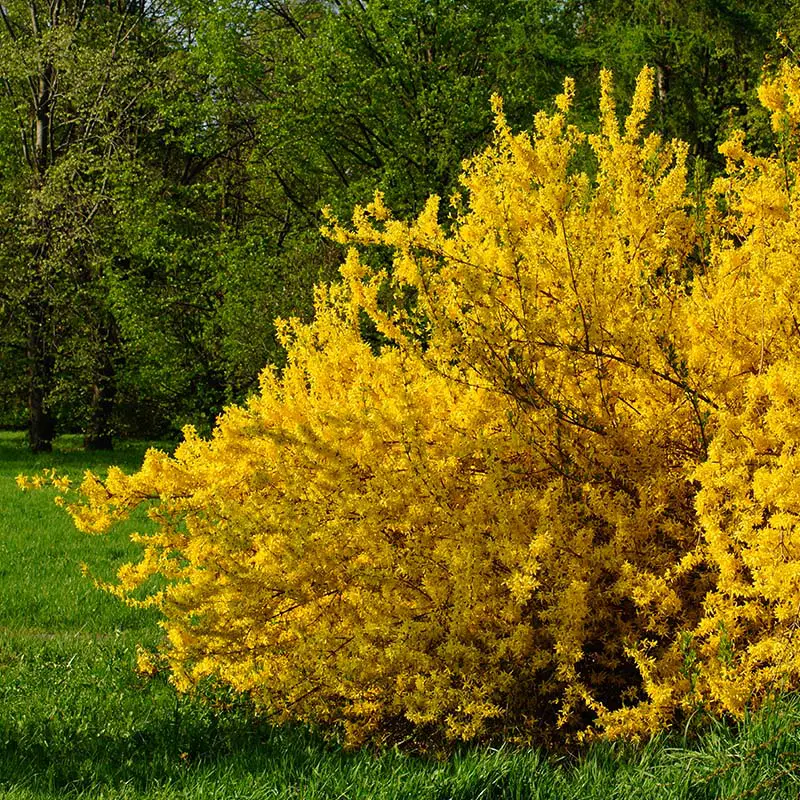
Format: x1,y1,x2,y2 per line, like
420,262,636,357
0,1,182,449
577,0,800,160
0,1,270,444
3,0,799,444
170,0,585,399
122,0,800,421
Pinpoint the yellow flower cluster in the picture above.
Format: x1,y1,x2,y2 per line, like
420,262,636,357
17,468,71,492
54,63,800,745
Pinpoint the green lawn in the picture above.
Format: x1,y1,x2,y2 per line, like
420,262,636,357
1,430,799,799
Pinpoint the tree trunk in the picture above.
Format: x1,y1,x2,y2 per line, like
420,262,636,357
26,301,55,453
83,323,117,450
26,35,56,452
655,62,669,136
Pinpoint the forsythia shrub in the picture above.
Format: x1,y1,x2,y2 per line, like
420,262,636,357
33,63,800,744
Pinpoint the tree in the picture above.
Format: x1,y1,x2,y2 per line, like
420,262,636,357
0,0,270,447
4,0,795,449
0,1,167,449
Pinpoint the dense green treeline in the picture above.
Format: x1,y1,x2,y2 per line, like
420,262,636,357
0,0,796,450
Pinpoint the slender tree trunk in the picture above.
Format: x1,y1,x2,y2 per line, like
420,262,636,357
26,300,55,453
655,62,669,135
25,37,57,451
84,322,117,450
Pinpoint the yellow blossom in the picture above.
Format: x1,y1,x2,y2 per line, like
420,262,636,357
42,62,800,746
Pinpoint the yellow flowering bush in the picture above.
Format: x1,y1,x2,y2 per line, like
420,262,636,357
44,63,800,744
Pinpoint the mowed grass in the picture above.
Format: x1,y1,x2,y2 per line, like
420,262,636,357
1,430,800,799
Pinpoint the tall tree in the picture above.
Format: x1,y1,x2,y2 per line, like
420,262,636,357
4,0,796,447
0,1,218,449
1,1,142,448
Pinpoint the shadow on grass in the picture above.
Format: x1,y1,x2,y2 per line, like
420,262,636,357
0,658,350,796
0,694,536,800
3,691,800,800
0,431,176,477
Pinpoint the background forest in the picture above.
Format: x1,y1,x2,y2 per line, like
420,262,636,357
1,0,798,451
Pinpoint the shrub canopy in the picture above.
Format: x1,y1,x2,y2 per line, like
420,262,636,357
57,64,800,745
